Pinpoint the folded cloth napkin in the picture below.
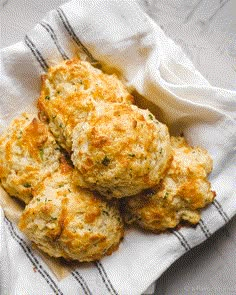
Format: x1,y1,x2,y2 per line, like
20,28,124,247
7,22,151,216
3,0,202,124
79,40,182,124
0,0,236,294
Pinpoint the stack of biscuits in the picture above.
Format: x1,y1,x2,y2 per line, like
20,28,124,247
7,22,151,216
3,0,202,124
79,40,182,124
0,59,215,262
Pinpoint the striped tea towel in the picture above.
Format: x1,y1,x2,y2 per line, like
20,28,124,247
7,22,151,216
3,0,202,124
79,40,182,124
0,0,236,294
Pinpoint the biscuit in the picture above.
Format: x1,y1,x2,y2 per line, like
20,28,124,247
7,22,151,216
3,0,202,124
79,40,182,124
19,162,124,261
38,59,133,151
123,136,215,231
72,103,171,198
0,113,61,204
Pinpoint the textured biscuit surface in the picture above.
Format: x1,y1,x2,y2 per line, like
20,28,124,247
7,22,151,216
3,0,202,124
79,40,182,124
18,163,124,261
38,59,133,151
72,103,171,198
123,136,215,231
0,113,61,204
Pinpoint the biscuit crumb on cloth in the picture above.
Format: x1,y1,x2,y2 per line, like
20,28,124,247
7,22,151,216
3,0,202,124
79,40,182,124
0,113,61,204
71,102,172,198
38,59,134,151
123,136,216,232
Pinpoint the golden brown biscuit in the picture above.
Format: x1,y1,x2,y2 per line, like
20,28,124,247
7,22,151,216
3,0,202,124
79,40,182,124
72,103,171,198
123,136,215,231
38,59,134,151
0,113,61,204
18,162,124,262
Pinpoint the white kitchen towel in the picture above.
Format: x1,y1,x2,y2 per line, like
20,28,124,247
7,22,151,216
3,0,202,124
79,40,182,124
0,0,236,294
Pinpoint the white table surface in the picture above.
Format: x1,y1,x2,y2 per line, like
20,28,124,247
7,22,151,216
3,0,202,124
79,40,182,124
0,0,235,294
